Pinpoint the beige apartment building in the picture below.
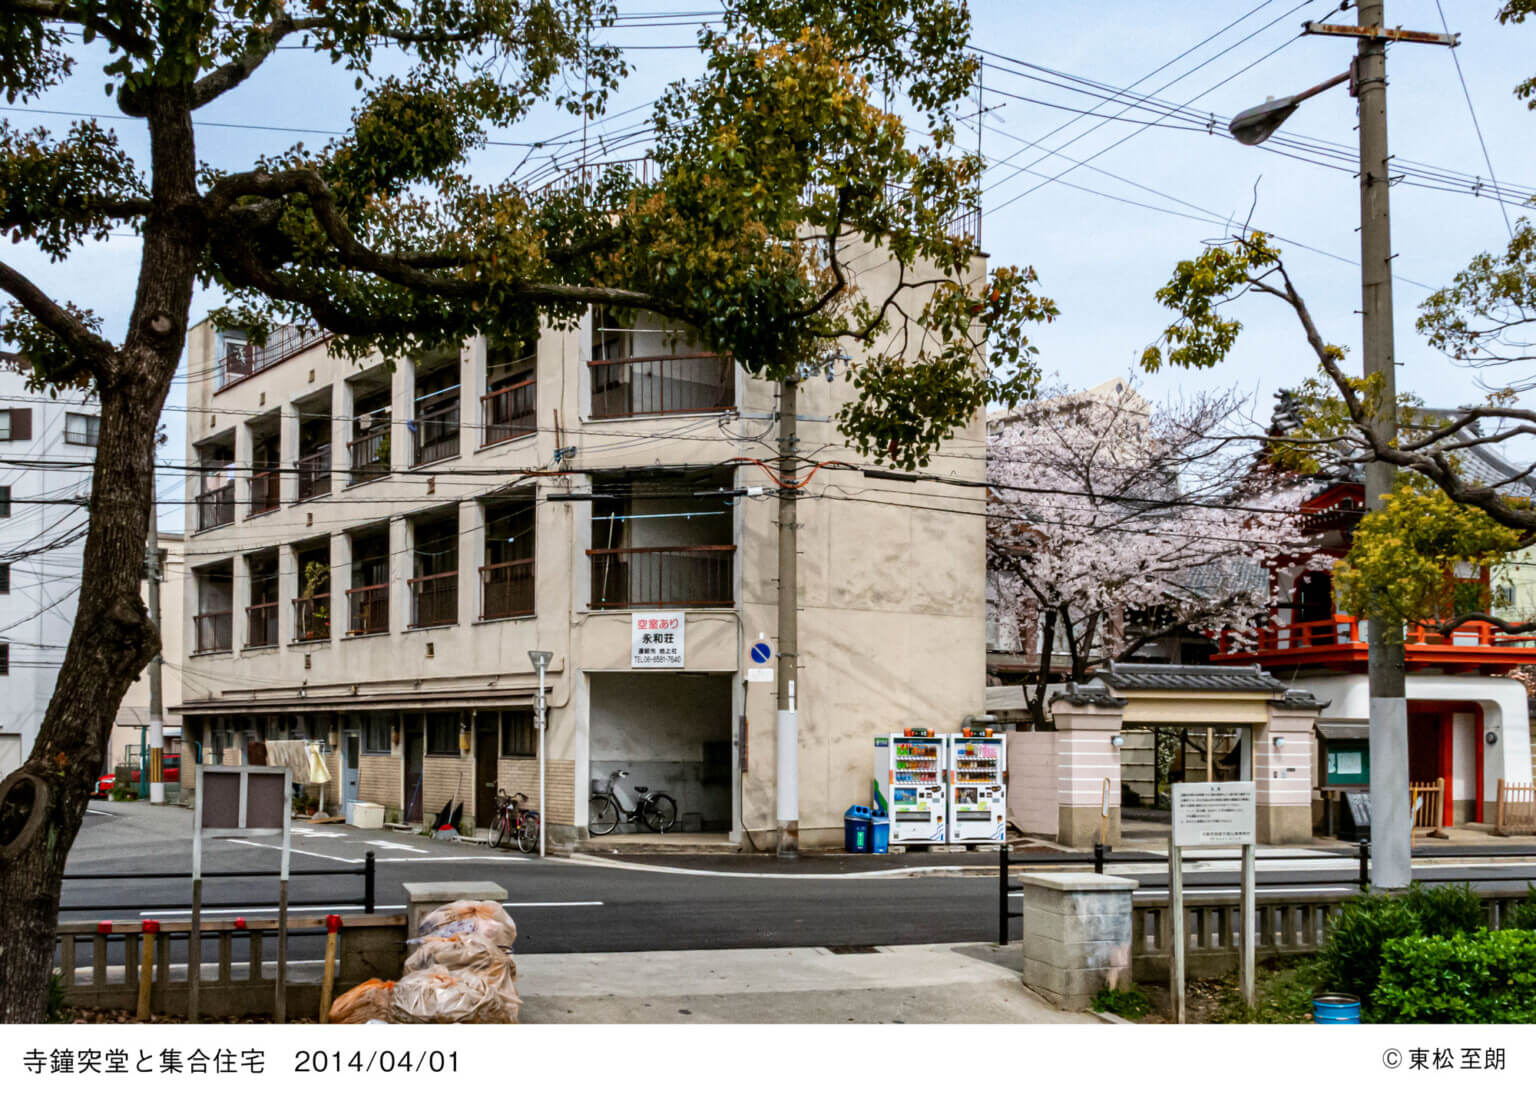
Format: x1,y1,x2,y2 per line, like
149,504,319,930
175,265,986,846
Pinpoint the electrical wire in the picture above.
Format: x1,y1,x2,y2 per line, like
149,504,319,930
1435,0,1516,240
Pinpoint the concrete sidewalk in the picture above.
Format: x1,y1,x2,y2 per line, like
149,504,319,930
515,942,1100,1023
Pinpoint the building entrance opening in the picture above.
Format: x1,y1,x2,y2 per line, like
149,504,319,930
1121,724,1251,813
588,672,733,834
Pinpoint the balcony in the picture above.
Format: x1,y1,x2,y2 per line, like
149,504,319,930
245,602,278,648
481,559,534,620
587,546,734,609
249,469,280,516
297,446,331,500
482,378,536,447
347,584,389,636
409,572,458,627
193,611,232,654
412,404,459,466
218,326,328,390
293,594,330,642
348,428,390,484
1213,612,1536,673
196,484,234,531
589,353,734,419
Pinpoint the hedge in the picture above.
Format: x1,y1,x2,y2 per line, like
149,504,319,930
1373,930,1536,1024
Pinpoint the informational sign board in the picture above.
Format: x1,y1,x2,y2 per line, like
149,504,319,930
746,667,774,682
632,612,685,668
1172,780,1256,847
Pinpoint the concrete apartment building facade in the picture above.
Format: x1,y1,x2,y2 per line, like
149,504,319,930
175,260,986,845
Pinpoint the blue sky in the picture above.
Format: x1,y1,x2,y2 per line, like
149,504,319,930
5,1,1535,531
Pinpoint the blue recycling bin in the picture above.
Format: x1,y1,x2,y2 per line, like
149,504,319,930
843,805,872,853
869,815,890,854
1313,994,1361,1024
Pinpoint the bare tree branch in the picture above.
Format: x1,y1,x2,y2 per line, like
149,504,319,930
0,257,115,381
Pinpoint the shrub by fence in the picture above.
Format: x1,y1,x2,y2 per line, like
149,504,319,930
1373,930,1536,1023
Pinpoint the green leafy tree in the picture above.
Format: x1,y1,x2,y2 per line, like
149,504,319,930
0,0,1053,1021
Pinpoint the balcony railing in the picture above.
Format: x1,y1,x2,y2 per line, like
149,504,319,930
193,610,232,654
245,601,278,648
293,593,331,642
587,545,734,609
409,572,458,627
481,558,534,620
412,403,459,466
196,484,234,531
348,428,390,484
297,445,331,500
482,377,536,447
589,353,734,419
218,326,328,390
1218,612,1536,661
248,468,280,516
347,584,390,636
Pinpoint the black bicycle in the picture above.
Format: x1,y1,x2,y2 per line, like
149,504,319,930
588,769,677,835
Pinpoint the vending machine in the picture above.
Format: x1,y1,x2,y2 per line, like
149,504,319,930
946,727,1006,843
873,729,947,844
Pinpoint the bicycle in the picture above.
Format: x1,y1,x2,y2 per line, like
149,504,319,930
588,769,677,836
489,789,541,853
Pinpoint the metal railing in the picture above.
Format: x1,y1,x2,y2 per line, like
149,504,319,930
248,468,281,516
1220,613,1536,657
347,584,389,635
192,610,232,654
409,571,458,627
482,377,536,446
412,403,459,466
196,484,234,531
587,545,734,609
296,445,331,499
589,352,734,419
292,593,330,642
218,326,328,390
347,427,390,484
481,558,534,620
59,853,376,914
245,602,278,648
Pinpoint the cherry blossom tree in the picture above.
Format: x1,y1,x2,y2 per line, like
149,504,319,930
987,380,1326,727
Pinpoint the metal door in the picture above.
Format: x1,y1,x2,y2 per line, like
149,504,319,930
344,733,360,805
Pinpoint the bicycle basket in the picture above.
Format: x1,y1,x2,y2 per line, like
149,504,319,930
591,776,613,796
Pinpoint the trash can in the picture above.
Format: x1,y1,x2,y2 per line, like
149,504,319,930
1313,993,1361,1024
843,806,872,853
869,814,890,854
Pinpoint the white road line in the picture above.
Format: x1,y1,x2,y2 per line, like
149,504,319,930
135,900,603,917
568,854,981,880
223,838,362,863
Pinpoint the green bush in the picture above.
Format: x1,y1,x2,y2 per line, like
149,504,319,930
1091,985,1150,1020
1504,885,1536,931
1319,892,1421,1011
1374,930,1536,1023
46,970,67,1023
1403,882,1485,937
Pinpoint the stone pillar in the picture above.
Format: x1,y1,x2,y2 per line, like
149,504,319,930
278,543,299,649
332,373,353,491
462,336,485,457
1050,686,1127,847
402,881,508,938
1018,871,1137,1011
390,515,409,633
1257,692,1321,844
329,529,351,648
458,498,479,627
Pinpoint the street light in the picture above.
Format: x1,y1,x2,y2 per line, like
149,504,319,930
528,650,553,857
1227,70,1349,146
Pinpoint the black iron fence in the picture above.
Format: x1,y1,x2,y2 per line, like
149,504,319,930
59,852,376,914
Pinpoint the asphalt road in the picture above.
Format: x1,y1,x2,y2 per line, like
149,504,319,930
58,802,1536,967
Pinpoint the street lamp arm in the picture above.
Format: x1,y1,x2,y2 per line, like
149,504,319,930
1228,69,1350,145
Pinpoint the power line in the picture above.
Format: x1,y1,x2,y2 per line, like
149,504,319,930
1435,0,1516,239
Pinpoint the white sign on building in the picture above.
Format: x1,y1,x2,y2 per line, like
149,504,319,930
631,612,685,668
1171,781,1256,847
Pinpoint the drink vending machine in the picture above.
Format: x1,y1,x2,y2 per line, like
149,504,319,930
946,727,1006,842
873,729,947,844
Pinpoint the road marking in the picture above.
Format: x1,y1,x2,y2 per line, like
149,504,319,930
360,840,422,853
223,838,362,863
568,854,981,880
139,905,368,916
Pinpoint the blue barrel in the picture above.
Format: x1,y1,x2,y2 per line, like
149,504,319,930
843,806,872,853
1313,993,1360,1024
869,815,890,854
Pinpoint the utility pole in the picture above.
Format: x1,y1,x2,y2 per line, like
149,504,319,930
1355,0,1409,889
775,376,799,860
147,502,165,805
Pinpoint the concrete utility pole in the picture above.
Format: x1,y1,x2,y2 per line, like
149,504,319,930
775,376,799,860
147,502,166,805
1355,0,1409,889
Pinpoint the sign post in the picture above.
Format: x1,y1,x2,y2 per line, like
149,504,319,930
1169,780,1257,1023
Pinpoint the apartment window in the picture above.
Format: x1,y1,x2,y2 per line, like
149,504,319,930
0,643,8,675
500,711,536,758
0,484,8,517
362,712,392,754
426,711,460,756
63,413,100,446
0,408,32,442
0,562,9,593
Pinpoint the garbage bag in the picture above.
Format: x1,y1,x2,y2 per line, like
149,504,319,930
391,964,521,1024
328,978,395,1024
417,900,517,950
405,933,517,983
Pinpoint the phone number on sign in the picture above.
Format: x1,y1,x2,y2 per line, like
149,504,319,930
295,1050,458,1074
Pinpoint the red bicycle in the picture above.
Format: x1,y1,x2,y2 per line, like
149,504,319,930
489,789,540,854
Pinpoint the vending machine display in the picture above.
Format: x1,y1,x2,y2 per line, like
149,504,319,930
946,728,1006,842
873,730,947,844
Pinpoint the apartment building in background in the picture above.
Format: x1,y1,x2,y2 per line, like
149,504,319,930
174,251,987,844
